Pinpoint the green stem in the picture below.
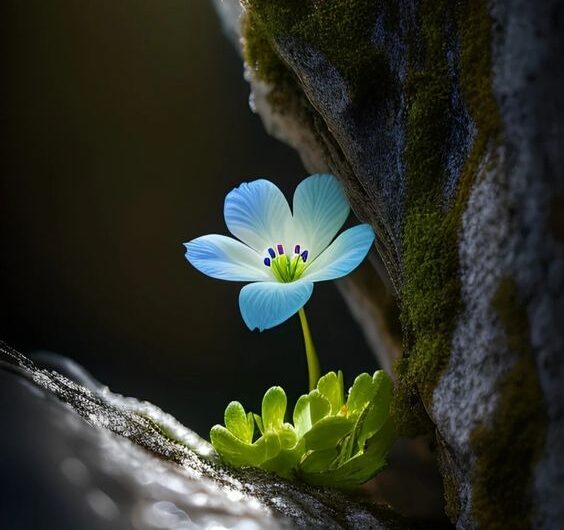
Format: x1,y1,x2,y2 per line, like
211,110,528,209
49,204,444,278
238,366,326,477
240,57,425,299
298,307,320,391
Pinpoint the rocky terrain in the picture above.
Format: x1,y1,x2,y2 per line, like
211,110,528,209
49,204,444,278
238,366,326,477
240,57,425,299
212,1,564,528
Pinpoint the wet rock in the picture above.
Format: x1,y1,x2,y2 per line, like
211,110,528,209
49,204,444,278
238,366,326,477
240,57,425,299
0,342,412,530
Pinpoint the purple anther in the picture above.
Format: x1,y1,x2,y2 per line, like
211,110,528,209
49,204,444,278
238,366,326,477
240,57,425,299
301,250,309,262
268,247,276,259
277,244,285,255
264,257,271,267
294,244,301,254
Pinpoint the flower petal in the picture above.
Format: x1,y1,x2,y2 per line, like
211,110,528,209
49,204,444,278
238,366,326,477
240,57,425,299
301,224,375,282
291,174,350,259
224,179,292,252
239,281,314,331
185,234,270,282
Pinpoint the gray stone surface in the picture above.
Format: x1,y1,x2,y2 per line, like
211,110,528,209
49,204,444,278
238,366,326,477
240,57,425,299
489,2,564,527
0,342,410,530
433,153,513,529
435,2,564,528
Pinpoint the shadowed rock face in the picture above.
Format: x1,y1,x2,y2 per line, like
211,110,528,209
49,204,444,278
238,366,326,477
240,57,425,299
0,342,412,530
212,1,564,529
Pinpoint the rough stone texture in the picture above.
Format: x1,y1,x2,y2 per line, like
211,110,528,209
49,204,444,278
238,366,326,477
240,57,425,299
432,152,513,528
0,341,413,530
212,1,564,529
488,3,564,529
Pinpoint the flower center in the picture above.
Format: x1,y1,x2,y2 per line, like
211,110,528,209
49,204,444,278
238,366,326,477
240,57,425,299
263,244,309,282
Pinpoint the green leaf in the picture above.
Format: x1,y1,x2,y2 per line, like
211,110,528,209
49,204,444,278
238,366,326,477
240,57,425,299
293,390,331,438
308,390,331,424
293,394,312,437
277,423,299,449
357,371,393,447
302,415,353,451
299,419,395,488
210,425,265,467
346,372,376,416
210,370,396,488
330,417,396,487
302,451,386,488
247,412,256,441
317,371,345,414
262,386,287,431
262,449,300,477
261,435,304,477
253,413,264,435
365,416,396,458
299,447,338,474
259,431,283,461
224,401,253,443
336,430,356,464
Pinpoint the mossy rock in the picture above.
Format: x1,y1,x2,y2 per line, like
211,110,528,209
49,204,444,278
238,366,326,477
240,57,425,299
214,0,564,528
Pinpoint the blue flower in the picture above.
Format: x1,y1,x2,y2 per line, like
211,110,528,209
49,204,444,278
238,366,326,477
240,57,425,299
184,174,375,331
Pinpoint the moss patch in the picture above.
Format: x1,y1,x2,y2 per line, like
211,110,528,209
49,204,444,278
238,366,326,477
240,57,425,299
470,278,547,530
242,0,394,103
392,0,502,441
441,460,461,522
458,0,502,155
242,8,302,112
392,0,456,436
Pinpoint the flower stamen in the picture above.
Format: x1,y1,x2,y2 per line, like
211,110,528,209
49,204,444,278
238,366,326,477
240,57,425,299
264,243,310,282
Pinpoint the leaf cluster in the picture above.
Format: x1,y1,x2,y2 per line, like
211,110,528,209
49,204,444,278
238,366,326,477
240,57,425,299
210,370,395,488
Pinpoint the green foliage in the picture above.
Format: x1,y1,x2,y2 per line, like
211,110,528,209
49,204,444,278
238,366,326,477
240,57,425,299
210,370,396,488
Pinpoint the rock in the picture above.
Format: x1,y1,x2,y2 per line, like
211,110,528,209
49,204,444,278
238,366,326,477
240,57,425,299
0,342,413,530
212,1,564,529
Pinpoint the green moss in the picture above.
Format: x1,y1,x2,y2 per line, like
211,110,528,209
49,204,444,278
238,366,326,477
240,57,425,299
393,0,502,443
243,9,301,112
470,278,547,530
392,0,460,436
458,0,502,157
395,3,547,526
242,0,394,103
441,463,461,522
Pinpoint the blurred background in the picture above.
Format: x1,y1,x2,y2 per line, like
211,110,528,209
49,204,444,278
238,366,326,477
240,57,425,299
0,0,375,436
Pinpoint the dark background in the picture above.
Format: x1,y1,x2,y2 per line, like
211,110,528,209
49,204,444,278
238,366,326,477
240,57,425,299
0,0,375,436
